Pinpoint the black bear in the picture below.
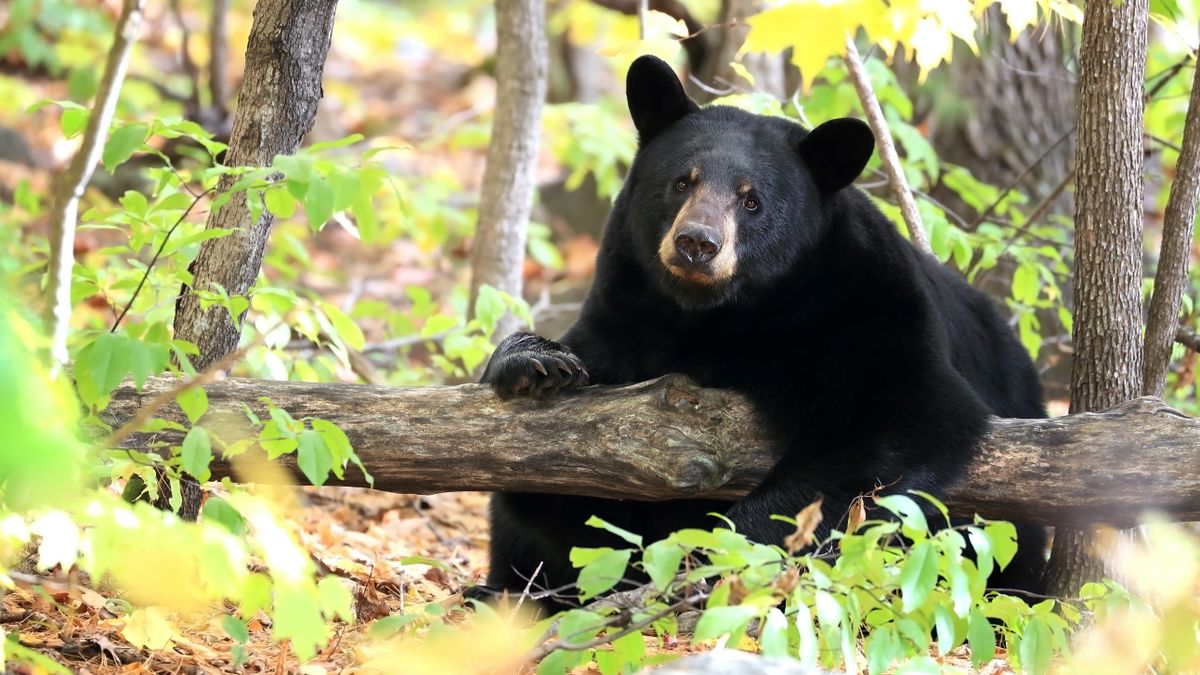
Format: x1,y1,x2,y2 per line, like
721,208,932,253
473,55,1047,607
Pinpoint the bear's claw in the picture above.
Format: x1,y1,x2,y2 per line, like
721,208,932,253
481,332,589,399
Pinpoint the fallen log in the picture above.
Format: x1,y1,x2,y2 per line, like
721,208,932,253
101,374,1200,527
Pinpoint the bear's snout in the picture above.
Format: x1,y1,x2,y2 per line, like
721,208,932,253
674,227,722,264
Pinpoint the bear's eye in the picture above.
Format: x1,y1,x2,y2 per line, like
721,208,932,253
743,197,760,212
675,178,689,192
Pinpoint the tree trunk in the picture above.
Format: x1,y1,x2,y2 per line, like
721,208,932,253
43,0,145,373
165,0,337,520
468,0,548,340
1143,62,1200,396
101,374,1200,527
173,0,338,372
1044,0,1149,597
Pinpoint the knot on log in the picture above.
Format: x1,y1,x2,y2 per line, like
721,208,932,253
667,453,725,493
660,374,704,411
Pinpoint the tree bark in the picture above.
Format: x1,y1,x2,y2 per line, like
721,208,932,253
172,0,338,372
1143,62,1200,396
101,374,1200,527
1045,0,1149,597
468,0,548,340
43,0,145,373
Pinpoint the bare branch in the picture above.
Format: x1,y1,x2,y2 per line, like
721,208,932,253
43,0,146,372
842,39,930,254
1143,61,1200,396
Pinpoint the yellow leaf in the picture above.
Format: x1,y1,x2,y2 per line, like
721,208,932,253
999,0,1040,35
598,9,687,64
729,61,757,87
122,606,180,650
744,3,850,88
910,16,955,80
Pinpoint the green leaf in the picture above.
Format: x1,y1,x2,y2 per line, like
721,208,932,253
967,607,996,668
61,108,89,137
934,602,960,654
693,605,757,642
1017,616,1053,674
985,521,1019,569
75,333,134,407
1012,261,1040,304
474,285,506,337
103,123,149,172
307,134,364,153
264,187,296,218
642,540,684,591
319,302,365,351
794,598,818,668
814,589,845,628
222,615,249,643
898,541,937,611
576,548,632,601
528,237,565,270
557,609,606,644
949,560,974,617
758,608,788,658
865,624,898,675
585,515,643,547
181,426,213,482
317,576,354,622
966,526,994,581
875,494,929,538
353,191,379,243
369,613,419,638
176,386,209,425
297,430,333,486
304,176,334,231
272,586,329,662
536,648,583,675
202,496,245,535
612,627,645,667
129,341,168,390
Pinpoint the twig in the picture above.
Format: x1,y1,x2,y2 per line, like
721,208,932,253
843,38,929,253
524,593,707,664
1176,326,1200,352
970,128,1075,228
168,0,202,114
866,167,972,230
44,0,146,373
515,560,544,613
209,0,230,118
111,188,212,332
970,167,1074,284
101,319,282,449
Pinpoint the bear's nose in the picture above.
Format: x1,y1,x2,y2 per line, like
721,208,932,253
674,228,722,264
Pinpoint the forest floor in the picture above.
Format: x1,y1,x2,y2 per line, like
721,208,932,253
1,486,1016,674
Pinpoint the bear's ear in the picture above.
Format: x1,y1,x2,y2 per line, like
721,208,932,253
796,118,875,194
626,55,699,144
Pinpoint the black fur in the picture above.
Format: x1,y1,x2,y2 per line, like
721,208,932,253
473,55,1047,608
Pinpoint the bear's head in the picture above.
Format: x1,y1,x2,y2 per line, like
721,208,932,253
621,55,875,312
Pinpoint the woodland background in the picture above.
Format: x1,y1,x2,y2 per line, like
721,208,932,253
3,0,1200,673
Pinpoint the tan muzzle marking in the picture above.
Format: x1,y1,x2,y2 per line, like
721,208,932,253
658,187,738,285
